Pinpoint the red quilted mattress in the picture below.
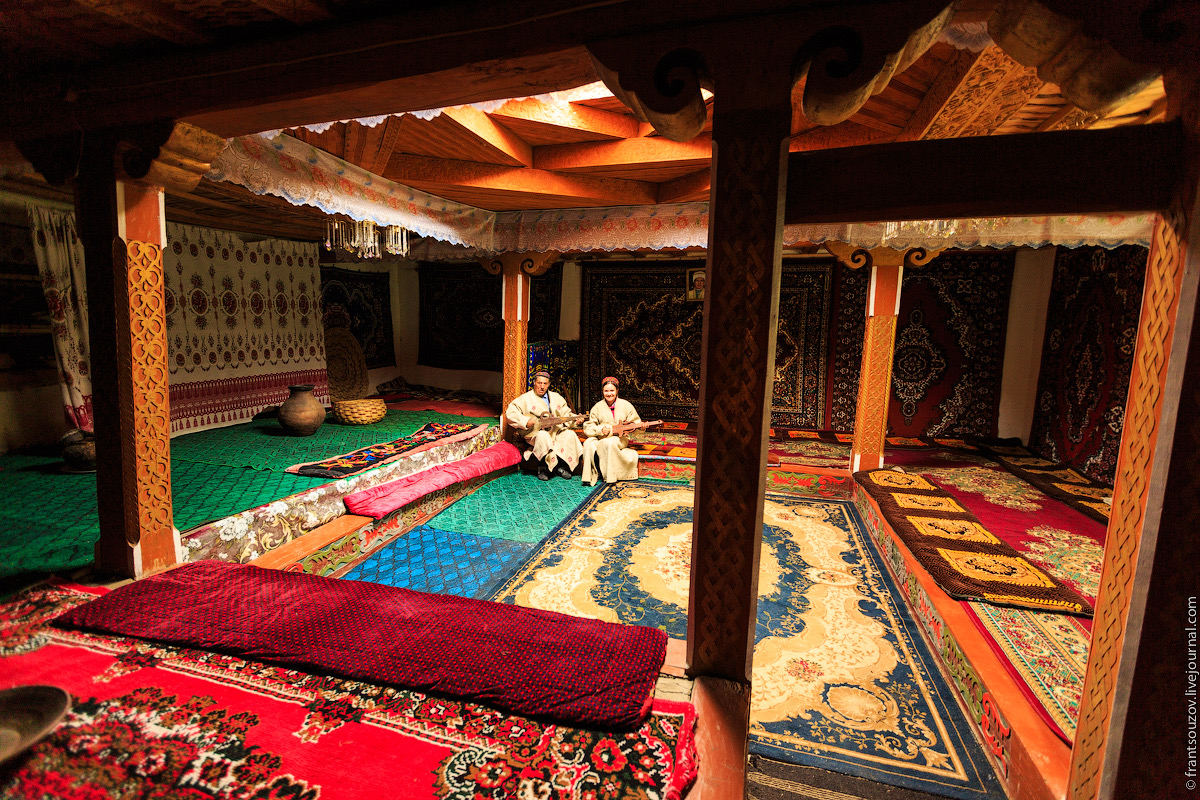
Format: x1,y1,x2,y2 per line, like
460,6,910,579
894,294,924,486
55,560,667,730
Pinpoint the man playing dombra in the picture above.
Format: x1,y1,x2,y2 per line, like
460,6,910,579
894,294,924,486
504,371,583,481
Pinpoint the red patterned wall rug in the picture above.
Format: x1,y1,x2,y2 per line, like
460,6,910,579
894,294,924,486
854,469,1092,615
825,251,1014,438
888,251,1013,438
0,583,697,800
1029,245,1148,485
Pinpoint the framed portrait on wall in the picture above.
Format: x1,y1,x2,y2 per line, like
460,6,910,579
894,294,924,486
685,268,706,302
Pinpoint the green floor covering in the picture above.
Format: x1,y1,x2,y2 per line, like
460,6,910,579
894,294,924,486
170,410,484,471
0,409,491,578
427,471,598,543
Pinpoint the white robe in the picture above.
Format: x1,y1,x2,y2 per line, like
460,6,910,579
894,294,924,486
581,397,641,486
505,389,582,471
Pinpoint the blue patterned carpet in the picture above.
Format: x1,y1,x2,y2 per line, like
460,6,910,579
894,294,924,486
342,525,535,598
490,482,1005,800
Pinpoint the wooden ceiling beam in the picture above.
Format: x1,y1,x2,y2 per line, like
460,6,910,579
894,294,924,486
788,120,892,152
245,0,333,25
440,107,533,168
383,152,656,207
785,121,1183,224
488,99,640,140
0,8,111,62
165,206,321,241
533,134,712,172
657,168,710,204
72,0,212,47
894,46,984,141
368,116,403,176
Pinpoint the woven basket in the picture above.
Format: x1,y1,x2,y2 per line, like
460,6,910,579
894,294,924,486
331,397,387,425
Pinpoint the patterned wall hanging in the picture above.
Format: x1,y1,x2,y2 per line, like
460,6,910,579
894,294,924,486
889,250,1014,438
581,260,833,426
825,250,1014,437
527,339,579,411
319,265,395,369
417,262,561,372
1029,245,1148,485
825,264,869,431
164,223,326,434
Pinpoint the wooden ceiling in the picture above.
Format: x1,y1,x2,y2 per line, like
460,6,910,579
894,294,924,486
0,1,1174,244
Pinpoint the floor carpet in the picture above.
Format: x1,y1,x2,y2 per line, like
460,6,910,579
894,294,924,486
341,524,535,598
490,482,1005,799
425,471,598,543
0,410,488,579
170,409,475,472
1,583,697,800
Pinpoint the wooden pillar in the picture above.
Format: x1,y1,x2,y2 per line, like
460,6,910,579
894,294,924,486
1067,75,1200,799
687,77,793,684
487,251,558,435
74,141,178,577
824,243,939,472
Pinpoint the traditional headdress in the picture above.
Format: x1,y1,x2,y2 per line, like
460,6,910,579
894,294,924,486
534,370,551,380
601,376,619,387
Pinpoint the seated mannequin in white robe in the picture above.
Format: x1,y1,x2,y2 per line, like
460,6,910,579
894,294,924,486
582,377,646,486
505,370,582,480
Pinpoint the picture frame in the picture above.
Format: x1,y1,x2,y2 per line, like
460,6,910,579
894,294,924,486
685,268,706,302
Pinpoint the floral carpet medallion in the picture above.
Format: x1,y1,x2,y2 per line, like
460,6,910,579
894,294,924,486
491,483,1004,799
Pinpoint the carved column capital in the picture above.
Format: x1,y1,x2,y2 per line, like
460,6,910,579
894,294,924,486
823,240,942,270
586,1,952,140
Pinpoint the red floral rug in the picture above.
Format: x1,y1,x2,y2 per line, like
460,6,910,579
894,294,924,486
1,582,697,800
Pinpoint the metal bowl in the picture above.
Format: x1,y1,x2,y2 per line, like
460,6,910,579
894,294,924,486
0,685,71,764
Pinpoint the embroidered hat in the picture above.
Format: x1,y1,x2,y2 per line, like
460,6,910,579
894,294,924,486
601,376,619,387
534,370,551,380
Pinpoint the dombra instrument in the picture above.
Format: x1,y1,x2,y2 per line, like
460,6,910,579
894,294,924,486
530,413,586,431
607,419,663,436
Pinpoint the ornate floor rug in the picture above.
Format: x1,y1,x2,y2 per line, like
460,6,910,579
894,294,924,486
1,583,696,800
490,483,1005,799
286,421,486,477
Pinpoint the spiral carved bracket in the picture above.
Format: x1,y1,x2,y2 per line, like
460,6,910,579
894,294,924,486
587,1,952,140
18,120,225,192
823,240,942,270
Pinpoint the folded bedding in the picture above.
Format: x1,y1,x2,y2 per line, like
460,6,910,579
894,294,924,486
55,559,667,730
344,441,521,519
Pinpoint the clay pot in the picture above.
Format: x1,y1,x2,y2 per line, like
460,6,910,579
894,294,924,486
277,385,326,436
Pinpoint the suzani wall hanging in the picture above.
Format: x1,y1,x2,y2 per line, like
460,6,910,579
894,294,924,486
164,223,326,434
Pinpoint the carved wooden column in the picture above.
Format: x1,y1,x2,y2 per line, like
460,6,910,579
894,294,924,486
825,242,939,471
588,5,954,791
487,250,558,435
1067,74,1200,800
69,122,224,578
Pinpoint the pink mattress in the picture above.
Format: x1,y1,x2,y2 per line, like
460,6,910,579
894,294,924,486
344,441,521,519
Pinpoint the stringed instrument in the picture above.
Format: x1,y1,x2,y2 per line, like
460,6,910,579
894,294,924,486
530,413,586,431
606,419,663,437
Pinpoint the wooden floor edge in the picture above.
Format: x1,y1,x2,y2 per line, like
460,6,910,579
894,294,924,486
690,676,750,800
853,484,1071,800
250,514,373,570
